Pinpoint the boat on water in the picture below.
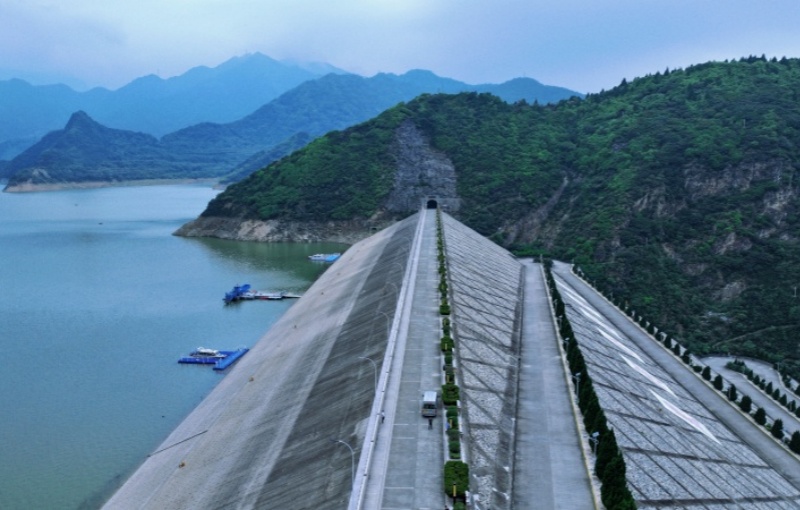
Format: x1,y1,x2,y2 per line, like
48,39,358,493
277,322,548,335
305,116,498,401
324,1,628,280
308,253,341,262
190,347,226,358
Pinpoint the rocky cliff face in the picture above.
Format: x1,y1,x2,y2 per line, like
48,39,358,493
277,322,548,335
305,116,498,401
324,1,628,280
384,120,461,213
176,120,462,242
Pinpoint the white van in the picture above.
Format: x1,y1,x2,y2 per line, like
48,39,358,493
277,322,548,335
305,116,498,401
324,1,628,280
421,391,439,417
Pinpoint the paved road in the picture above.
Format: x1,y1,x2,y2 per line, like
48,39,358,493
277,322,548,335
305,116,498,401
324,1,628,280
514,260,598,510
552,261,800,494
361,209,445,510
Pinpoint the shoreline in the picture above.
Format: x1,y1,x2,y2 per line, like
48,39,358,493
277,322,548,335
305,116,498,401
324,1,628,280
3,178,219,193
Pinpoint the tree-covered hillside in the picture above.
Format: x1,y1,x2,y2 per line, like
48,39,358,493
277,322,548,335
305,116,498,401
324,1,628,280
204,56,800,376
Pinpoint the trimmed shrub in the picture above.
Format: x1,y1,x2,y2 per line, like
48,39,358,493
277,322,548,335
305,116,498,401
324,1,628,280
447,428,460,441
701,366,711,380
754,407,767,426
449,440,461,455
443,461,469,499
789,431,800,454
442,383,460,405
440,304,451,316
713,375,723,390
727,384,737,402
771,419,784,439
440,336,454,352
739,395,752,413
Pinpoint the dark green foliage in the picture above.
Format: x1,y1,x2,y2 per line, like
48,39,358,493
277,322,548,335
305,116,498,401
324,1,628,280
789,431,800,454
447,428,460,442
449,440,461,456
440,304,451,316
443,461,469,499
441,383,460,405
771,418,784,439
727,384,738,401
672,343,682,356
713,375,724,390
726,359,748,373
754,407,767,425
701,366,711,380
441,336,454,352
766,382,774,394
739,394,752,413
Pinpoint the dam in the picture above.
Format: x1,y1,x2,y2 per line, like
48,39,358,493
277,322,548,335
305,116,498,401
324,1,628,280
104,209,800,509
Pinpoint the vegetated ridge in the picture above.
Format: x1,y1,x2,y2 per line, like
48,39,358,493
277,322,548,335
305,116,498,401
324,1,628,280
184,56,800,377
2,70,580,190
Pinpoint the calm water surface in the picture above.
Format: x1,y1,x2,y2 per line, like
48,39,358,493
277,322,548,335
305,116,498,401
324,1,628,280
0,185,346,509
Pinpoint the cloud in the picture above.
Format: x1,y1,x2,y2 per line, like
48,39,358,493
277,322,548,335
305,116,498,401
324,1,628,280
2,0,800,92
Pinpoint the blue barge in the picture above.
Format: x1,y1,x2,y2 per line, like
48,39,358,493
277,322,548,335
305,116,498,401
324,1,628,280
178,348,249,370
224,284,251,304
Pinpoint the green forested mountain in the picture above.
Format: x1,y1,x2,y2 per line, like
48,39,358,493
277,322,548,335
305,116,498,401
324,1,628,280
3,70,580,190
199,56,800,376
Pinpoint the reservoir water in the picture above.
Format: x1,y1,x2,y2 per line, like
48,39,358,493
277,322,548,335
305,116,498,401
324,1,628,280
0,184,345,510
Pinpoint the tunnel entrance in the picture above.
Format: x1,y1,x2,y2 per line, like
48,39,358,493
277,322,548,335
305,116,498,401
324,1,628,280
426,199,438,209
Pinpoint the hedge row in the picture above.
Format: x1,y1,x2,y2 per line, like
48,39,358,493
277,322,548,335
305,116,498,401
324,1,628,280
547,262,637,510
573,266,800,459
436,210,469,503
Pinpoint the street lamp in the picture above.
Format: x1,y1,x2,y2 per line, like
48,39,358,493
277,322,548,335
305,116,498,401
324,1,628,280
330,438,355,489
359,356,378,393
377,311,392,340
572,372,582,399
589,431,600,454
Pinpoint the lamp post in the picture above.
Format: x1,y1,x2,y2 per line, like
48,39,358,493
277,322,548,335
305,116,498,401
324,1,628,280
359,356,378,393
589,431,600,454
330,438,355,489
377,311,392,340
572,372,582,399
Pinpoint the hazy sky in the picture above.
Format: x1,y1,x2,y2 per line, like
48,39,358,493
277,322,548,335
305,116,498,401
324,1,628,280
2,0,800,93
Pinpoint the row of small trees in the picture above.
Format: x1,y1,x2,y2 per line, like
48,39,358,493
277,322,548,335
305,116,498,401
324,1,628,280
546,261,637,510
572,266,800,458
725,360,800,454
436,210,469,509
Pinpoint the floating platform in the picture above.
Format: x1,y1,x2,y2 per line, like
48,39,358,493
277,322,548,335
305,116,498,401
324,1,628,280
213,348,249,371
224,284,301,303
178,348,249,371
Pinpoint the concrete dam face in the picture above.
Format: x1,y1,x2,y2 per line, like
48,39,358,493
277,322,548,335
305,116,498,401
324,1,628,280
104,210,800,510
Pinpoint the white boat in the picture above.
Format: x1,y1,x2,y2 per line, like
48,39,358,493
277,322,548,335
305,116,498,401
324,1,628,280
190,347,226,358
308,253,341,262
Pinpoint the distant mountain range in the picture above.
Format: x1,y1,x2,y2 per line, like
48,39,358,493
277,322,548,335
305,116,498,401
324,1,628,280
2,65,582,189
0,53,345,159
